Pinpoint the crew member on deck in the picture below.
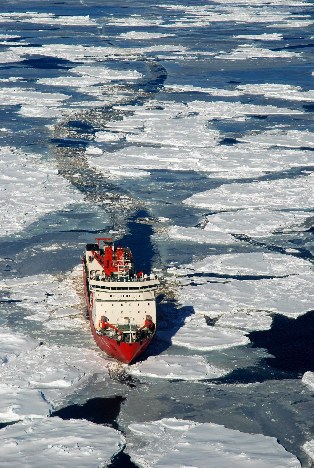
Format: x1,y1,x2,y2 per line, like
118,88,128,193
98,315,109,330
140,315,155,333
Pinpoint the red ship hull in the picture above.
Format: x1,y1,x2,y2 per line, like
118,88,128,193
90,316,155,364
82,258,155,364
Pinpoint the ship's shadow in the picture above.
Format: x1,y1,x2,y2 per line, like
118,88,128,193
51,396,125,430
249,310,314,373
133,295,195,362
119,210,196,363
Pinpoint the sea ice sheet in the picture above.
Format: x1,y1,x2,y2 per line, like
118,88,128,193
165,225,237,245
0,343,110,408
302,371,314,391
171,252,312,277
303,440,314,464
127,418,300,467
184,174,313,210
169,250,313,330
238,83,314,102
0,328,37,364
3,270,81,323
0,384,50,422
128,354,229,380
202,210,312,237
0,147,84,236
176,273,313,320
158,315,250,350
240,130,314,148
0,417,124,467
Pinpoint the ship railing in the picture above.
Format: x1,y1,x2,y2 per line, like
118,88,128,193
92,274,159,283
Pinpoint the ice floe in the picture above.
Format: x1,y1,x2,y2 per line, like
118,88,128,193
159,315,250,350
0,12,97,27
184,174,313,210
176,273,313,320
1,269,111,416
169,252,313,330
172,252,312,277
303,440,314,463
3,270,81,322
234,33,283,41
237,83,314,101
0,384,50,422
240,129,314,148
187,100,301,117
0,418,124,467
106,17,164,27
11,42,186,64
0,87,69,116
168,9,311,34
86,97,310,178
211,0,309,5
166,225,237,245
89,140,313,179
128,354,229,380
38,65,143,94
166,210,312,245
119,31,175,39
216,44,302,60
127,418,300,467
158,3,296,28
202,210,312,237
164,83,242,96
0,342,110,407
0,147,84,236
302,371,314,391
89,143,313,179
0,328,37,364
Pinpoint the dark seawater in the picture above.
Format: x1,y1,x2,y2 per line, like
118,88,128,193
250,311,314,373
109,451,138,468
52,396,125,429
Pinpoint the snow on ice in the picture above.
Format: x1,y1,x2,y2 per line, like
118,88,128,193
175,273,313,323
0,343,110,408
128,354,229,380
303,440,314,464
0,417,124,467
127,418,300,467
158,315,250,350
0,384,50,422
3,270,81,323
215,44,302,60
0,147,84,236
237,83,314,102
0,328,37,364
200,210,312,238
172,252,312,277
0,12,97,27
86,98,313,179
168,252,313,333
240,129,314,148
184,174,313,210
302,371,314,391
165,225,237,245
165,209,311,245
